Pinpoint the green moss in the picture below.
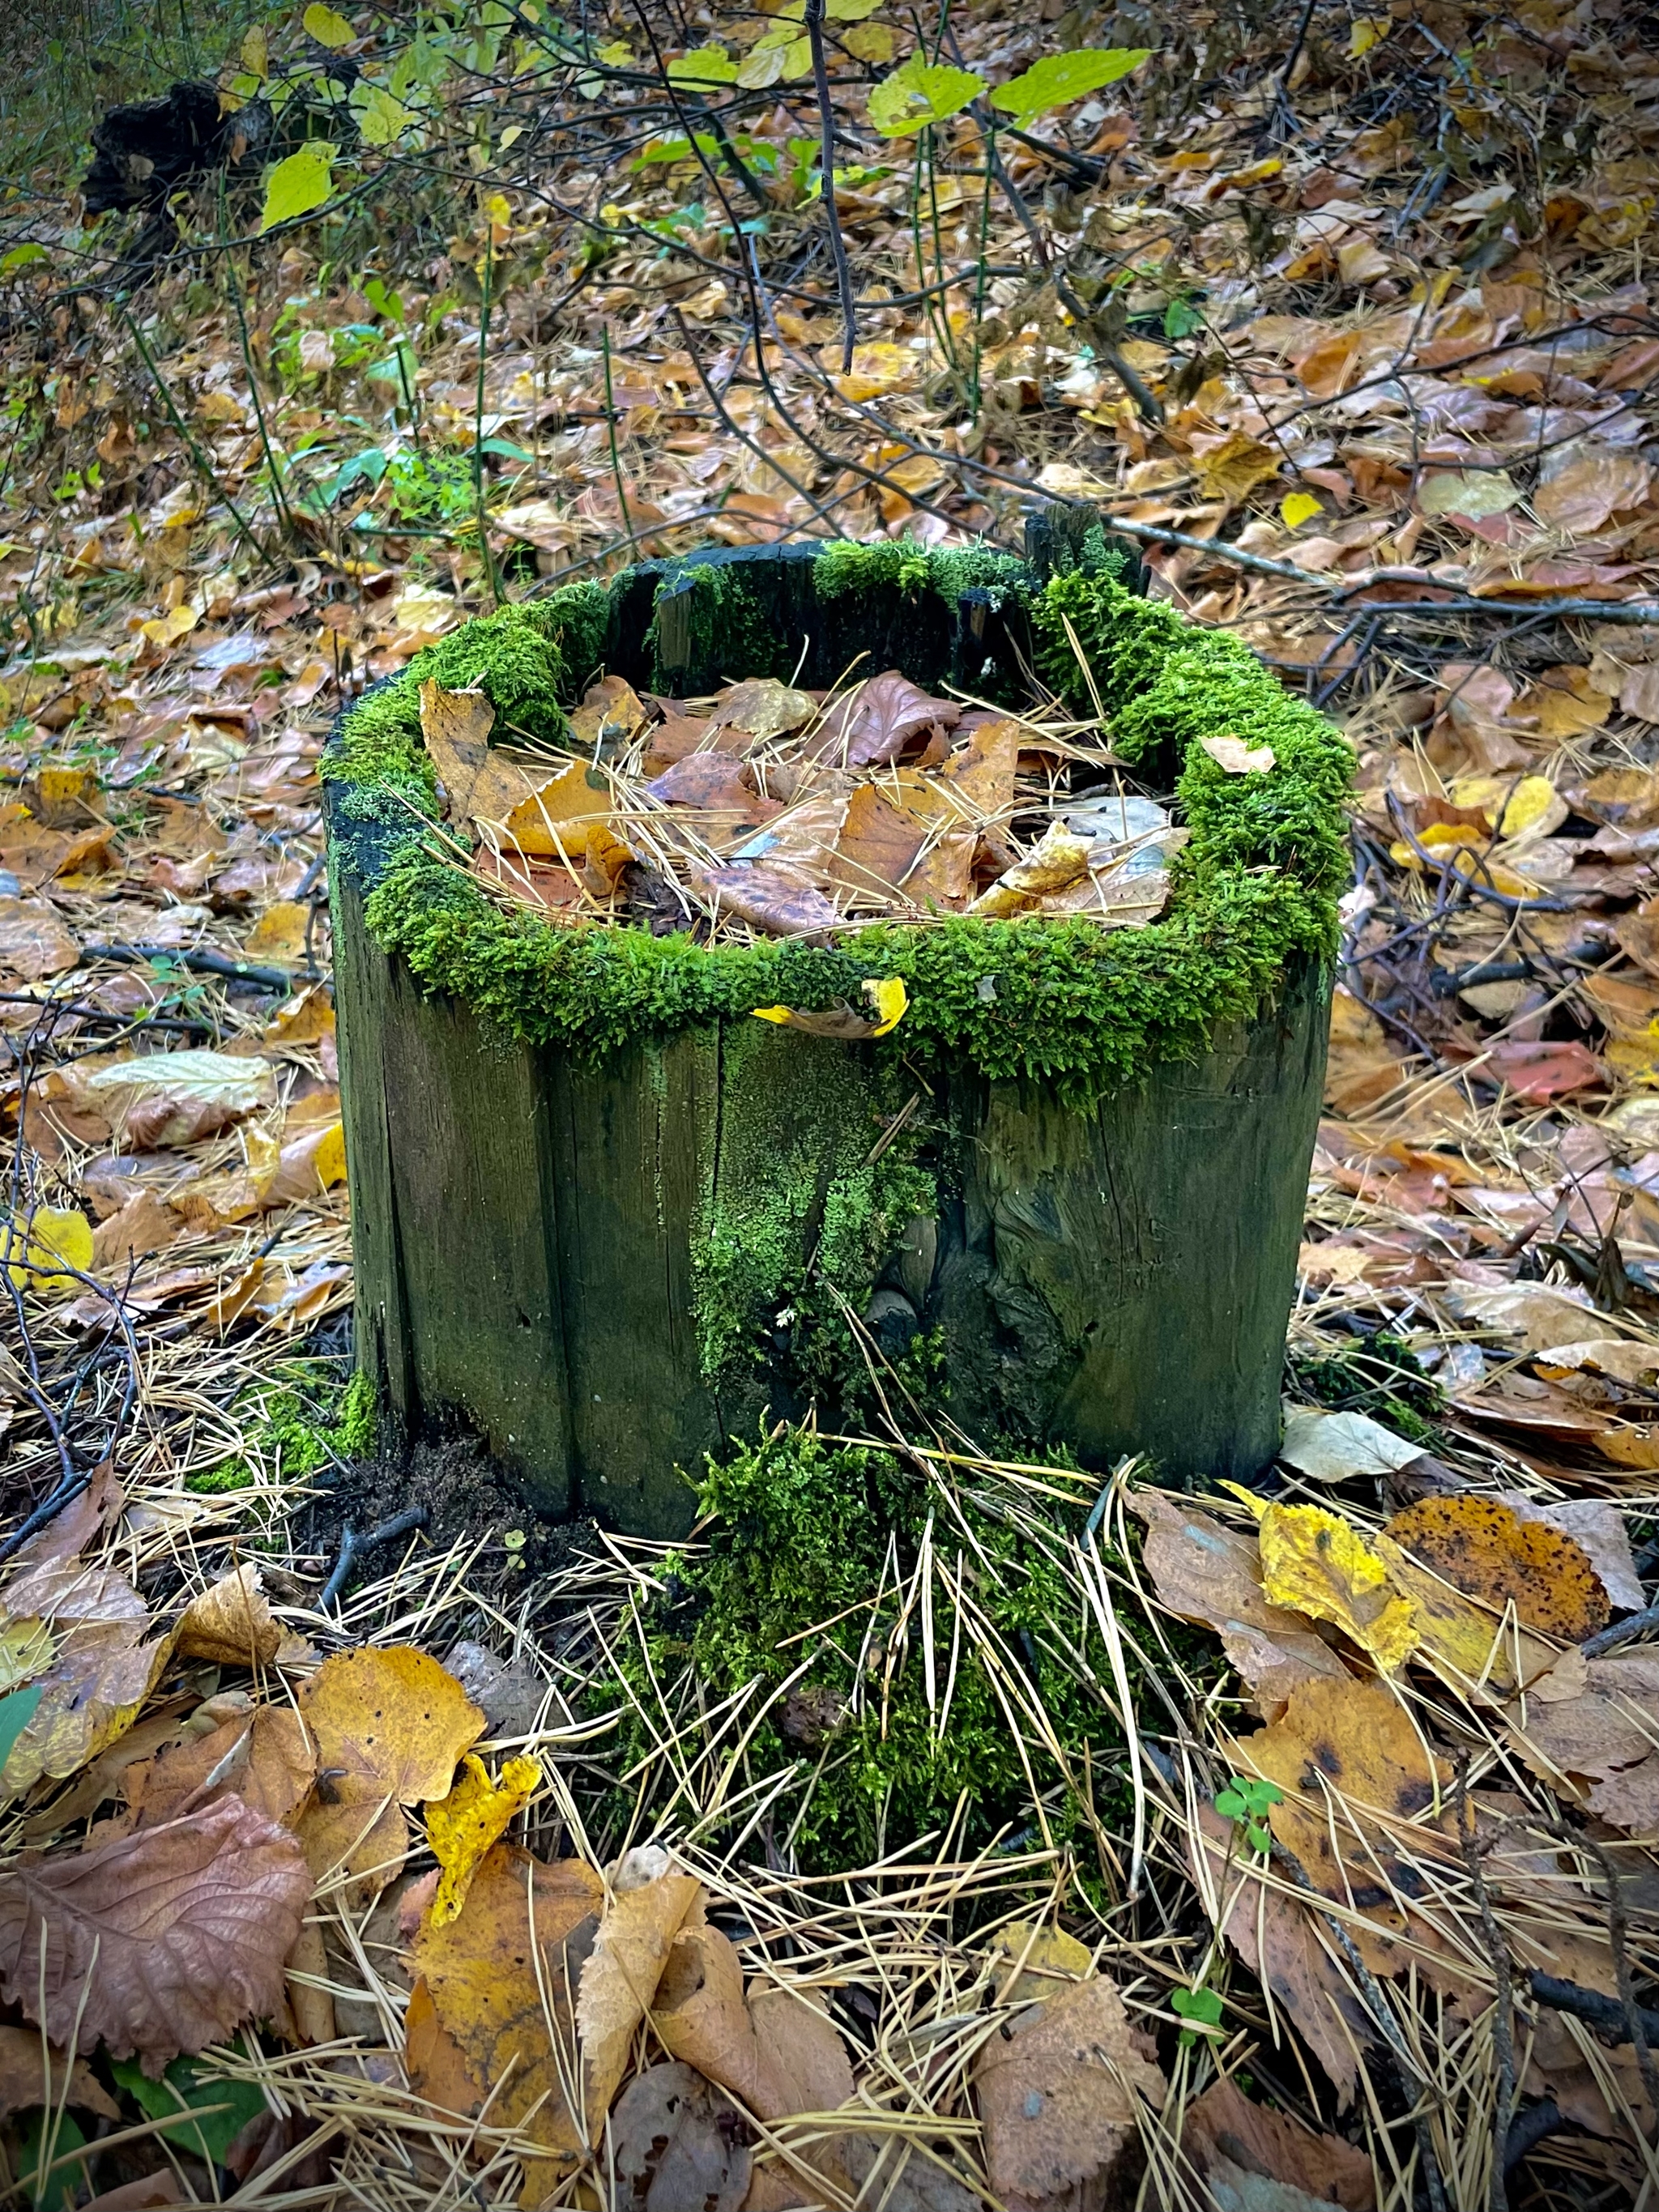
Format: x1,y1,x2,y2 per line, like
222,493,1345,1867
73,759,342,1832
813,535,1023,607
612,1427,1142,1869
331,559,1350,1118
693,1025,934,1393
646,560,791,691
185,1366,371,1494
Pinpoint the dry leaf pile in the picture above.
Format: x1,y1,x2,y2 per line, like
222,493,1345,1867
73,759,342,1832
423,667,1181,944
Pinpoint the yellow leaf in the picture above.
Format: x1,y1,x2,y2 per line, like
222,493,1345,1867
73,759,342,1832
2,1205,92,1297
1349,14,1389,54
864,975,908,1035
243,900,312,965
843,21,894,60
261,144,335,233
1258,1502,1421,1673
426,1754,541,1927
1280,491,1323,530
1195,430,1282,505
830,339,917,401
303,3,355,47
240,23,269,77
139,603,199,647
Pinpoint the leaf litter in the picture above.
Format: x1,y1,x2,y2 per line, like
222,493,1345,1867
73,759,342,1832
1,0,1658,2202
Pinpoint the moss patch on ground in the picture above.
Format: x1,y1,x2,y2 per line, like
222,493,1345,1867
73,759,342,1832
612,1427,1166,1873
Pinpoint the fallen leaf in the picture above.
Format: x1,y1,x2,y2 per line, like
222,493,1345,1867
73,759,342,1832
1200,734,1276,774
242,901,311,966
0,897,79,980
0,2026,122,2121
975,1973,1166,2210
969,821,1092,916
695,862,840,938
654,1921,784,2116
425,1753,540,1927
177,1566,284,1669
1196,430,1282,505
1183,2074,1375,2209
1,1556,170,1796
982,1922,1095,2005
576,1844,704,2137
69,1051,276,1151
0,1795,309,2073
714,677,817,742
1533,449,1651,534
1486,1039,1605,1102
124,1705,315,1830
296,1646,484,1903
1495,1492,1644,1613
752,976,908,1040
611,2062,752,2210
831,782,929,897
1379,1494,1609,1642
1278,1406,1427,1482
261,1119,348,1207
1508,1651,1659,1829
2,1205,92,1297
91,1191,184,1275
1253,1500,1420,1673
403,1973,484,2116
820,671,960,768
1132,1490,1349,1714
412,1842,603,2199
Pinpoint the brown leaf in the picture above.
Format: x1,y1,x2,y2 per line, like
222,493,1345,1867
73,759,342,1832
0,1794,309,2072
694,863,839,939
646,754,777,825
125,1705,315,1830
820,673,960,769
612,2062,752,2211
1533,450,1651,534
412,1842,603,2200
1183,2075,1375,2209
1507,1651,1659,1830
974,1974,1165,2211
90,1191,184,1275
1,1557,173,1797
1132,1490,1350,1715
0,897,79,982
714,678,817,743
404,1973,484,2118
0,2025,122,2120
285,1915,335,2048
177,1564,284,1669
924,718,1017,822
1380,1494,1609,1642
830,783,928,899
577,1844,704,2137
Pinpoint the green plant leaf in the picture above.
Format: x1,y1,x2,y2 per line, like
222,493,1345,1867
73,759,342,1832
261,144,336,232
0,244,47,273
353,85,416,146
668,43,739,84
19,2108,86,2211
868,58,985,136
0,1683,43,1771
826,0,885,17
1246,1821,1272,1852
1169,1984,1223,2027
1213,1788,1246,1818
109,2052,266,2167
303,3,356,47
990,47,1151,121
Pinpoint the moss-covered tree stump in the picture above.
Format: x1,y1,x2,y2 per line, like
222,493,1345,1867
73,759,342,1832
326,513,1349,1535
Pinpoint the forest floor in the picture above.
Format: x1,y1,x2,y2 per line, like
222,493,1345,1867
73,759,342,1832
1,0,1658,2206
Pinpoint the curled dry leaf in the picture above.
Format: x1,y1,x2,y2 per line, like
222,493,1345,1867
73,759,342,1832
577,1843,704,2138
611,2061,752,2212
714,677,817,743
1132,1490,1349,1715
296,1645,484,1903
1380,1494,1610,1642
819,671,959,767
655,1921,783,2116
411,1841,604,2201
424,1752,539,1926
123,1704,315,1830
0,1793,309,2073
969,821,1094,917
974,1972,1166,2212
176,1563,283,1668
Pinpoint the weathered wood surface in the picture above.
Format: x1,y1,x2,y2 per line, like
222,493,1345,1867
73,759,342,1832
334,857,1328,1532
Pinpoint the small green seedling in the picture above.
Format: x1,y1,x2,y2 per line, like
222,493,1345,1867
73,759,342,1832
1170,1984,1223,2048
1215,1773,1283,1854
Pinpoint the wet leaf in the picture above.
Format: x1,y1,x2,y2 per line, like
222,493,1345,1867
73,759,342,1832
752,975,908,1039
176,1565,283,1669
0,1795,309,2072
1249,1498,1421,1672
1183,2075,1375,2209
296,1647,484,1903
0,1554,168,1798
425,1753,539,1927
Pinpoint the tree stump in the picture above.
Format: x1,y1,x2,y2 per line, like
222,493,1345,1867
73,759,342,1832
326,511,1341,1534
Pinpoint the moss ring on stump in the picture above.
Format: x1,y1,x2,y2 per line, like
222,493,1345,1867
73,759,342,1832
323,505,1350,1536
